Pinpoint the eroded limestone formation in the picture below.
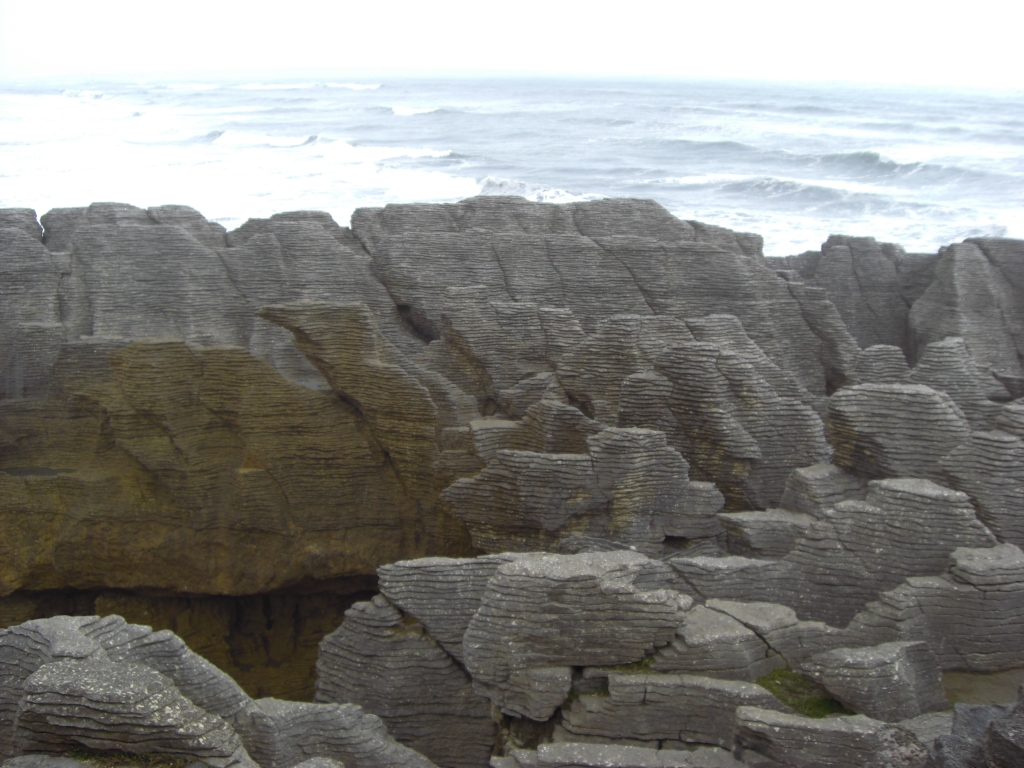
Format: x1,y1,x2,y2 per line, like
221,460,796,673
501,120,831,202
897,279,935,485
2,197,1024,767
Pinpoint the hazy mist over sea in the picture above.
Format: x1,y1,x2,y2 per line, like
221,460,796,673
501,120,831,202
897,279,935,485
1,76,1021,256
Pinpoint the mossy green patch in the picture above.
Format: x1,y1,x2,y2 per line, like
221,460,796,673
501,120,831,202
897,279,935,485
755,668,854,719
65,747,193,768
607,656,654,674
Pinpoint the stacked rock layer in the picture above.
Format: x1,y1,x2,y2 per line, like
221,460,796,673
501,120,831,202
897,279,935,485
2,197,1024,766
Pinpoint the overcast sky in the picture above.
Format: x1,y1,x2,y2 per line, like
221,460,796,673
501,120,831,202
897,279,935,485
0,0,1021,89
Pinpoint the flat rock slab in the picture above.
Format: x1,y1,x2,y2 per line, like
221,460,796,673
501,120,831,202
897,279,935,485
561,673,789,749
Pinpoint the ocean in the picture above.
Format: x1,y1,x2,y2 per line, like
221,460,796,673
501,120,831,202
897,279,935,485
1,76,1021,256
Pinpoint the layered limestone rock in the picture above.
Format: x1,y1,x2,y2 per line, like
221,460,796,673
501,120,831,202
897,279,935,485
0,616,436,768
462,552,686,720
314,595,495,768
785,236,911,351
9,198,1014,607
894,544,1024,672
349,198,830,399
376,555,521,664
648,605,781,681
735,707,931,768
669,477,998,628
442,427,724,555
826,384,971,482
799,642,947,723
559,314,831,509
13,659,253,768
0,339,443,597
941,431,1024,549
559,673,790,750
909,239,1024,395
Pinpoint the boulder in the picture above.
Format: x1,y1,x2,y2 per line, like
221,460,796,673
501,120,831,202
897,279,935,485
560,673,789,749
12,659,251,768
827,384,970,482
314,595,495,768
462,552,687,720
800,642,947,722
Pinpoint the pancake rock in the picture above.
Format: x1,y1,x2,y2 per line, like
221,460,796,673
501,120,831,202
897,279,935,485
892,544,1024,672
462,552,686,720
559,673,790,750
826,384,970,482
648,605,781,681
442,425,725,555
799,642,947,723
314,595,495,768
495,743,744,768
561,314,831,509
941,431,1024,549
909,239,1024,396
783,236,911,351
376,555,521,664
0,616,437,768
12,659,252,768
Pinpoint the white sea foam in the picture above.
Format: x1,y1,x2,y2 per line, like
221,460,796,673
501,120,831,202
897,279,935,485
236,82,317,90
478,177,603,205
327,83,382,90
1,78,1020,256
391,106,440,116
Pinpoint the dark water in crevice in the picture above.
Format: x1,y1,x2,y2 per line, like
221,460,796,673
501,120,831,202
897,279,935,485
0,580,376,700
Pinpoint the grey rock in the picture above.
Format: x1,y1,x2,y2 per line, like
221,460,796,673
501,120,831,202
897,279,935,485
314,595,494,768
772,478,996,626
78,615,251,724
462,552,687,720
706,600,846,668
853,346,911,385
796,236,910,351
245,698,436,768
995,402,1024,438
736,706,887,768
909,337,1001,430
717,509,814,559
513,742,744,768
897,711,952,745
982,705,1024,768
377,554,521,663
841,587,932,650
827,384,970,482
909,239,1024,396
664,556,780,604
778,463,867,520
292,760,348,768
0,226,65,398
862,724,937,768
896,545,1024,672
0,617,105,758
12,659,249,767
349,197,827,399
0,209,43,241
443,427,723,555
560,673,789,749
801,642,947,722
649,605,782,681
942,431,1024,549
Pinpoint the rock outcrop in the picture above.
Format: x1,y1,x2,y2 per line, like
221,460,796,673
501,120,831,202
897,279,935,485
3,197,1024,766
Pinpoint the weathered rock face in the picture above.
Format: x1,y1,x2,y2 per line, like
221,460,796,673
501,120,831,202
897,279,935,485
1,197,857,608
0,615,436,768
3,197,1024,767
314,595,495,768
463,552,686,720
